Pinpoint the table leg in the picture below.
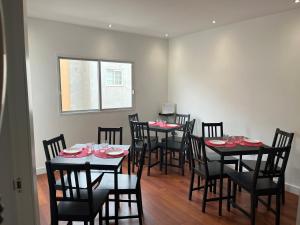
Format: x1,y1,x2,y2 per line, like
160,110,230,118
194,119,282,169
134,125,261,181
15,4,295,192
114,169,119,225
219,155,224,216
128,148,131,175
165,132,168,175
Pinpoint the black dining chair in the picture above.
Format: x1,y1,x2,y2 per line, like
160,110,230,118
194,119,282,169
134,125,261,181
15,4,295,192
43,134,66,161
128,113,139,123
239,128,294,204
97,127,123,145
43,134,102,189
161,120,195,175
171,113,190,137
46,161,109,225
227,145,291,225
99,144,146,225
188,134,235,213
202,122,239,168
130,121,160,176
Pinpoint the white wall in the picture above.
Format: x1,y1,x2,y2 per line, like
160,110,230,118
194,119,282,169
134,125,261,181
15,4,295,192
168,8,300,193
28,18,168,173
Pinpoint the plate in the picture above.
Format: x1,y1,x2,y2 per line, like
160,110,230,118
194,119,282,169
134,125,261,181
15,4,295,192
244,139,261,144
63,148,82,154
105,148,124,156
209,140,226,145
166,124,178,127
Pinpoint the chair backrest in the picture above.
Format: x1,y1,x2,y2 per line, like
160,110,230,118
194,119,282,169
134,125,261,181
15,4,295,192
272,128,294,148
128,113,139,122
43,134,66,160
188,134,209,176
174,113,190,124
202,122,223,138
46,161,98,218
136,143,147,182
130,121,152,150
97,127,123,144
253,146,291,190
188,119,196,134
181,120,195,149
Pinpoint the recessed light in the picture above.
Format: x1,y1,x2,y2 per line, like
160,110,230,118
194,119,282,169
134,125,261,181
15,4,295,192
212,20,216,24
165,34,169,38
108,24,112,28
295,0,300,3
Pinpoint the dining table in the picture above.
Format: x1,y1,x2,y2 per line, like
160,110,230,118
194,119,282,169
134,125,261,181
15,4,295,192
148,121,184,174
50,143,131,225
204,137,269,216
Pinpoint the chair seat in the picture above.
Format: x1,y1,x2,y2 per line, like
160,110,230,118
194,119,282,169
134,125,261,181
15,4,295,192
136,138,159,151
228,171,278,194
56,171,103,189
240,159,266,171
58,188,109,220
161,136,183,143
206,152,238,164
241,159,282,174
100,173,138,193
194,161,235,179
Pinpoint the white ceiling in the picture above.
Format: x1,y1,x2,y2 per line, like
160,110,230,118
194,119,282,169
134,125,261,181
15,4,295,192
27,0,300,38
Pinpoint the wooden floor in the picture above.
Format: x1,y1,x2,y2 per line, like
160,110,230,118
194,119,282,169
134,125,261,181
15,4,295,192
37,163,298,225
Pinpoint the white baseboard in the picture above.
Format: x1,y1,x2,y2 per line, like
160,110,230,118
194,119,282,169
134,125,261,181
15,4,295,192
285,183,300,196
36,166,46,175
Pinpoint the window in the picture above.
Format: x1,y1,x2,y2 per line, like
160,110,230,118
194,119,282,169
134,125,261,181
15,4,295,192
101,61,133,109
59,57,133,113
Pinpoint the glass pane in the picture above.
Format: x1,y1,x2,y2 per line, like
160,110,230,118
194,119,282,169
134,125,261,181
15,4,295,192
101,61,132,109
59,58,100,112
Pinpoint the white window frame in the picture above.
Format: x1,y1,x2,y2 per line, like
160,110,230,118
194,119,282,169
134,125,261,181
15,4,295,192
58,56,134,114
100,60,134,111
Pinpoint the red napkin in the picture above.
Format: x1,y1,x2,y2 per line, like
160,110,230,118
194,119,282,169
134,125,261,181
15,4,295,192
93,149,129,159
149,122,179,128
59,148,92,158
239,141,263,147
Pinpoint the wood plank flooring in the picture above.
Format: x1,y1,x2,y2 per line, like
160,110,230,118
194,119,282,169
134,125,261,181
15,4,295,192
37,163,298,225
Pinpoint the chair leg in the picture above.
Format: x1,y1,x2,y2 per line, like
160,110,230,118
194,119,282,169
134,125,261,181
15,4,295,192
51,219,58,225
202,179,209,213
197,175,201,191
227,178,231,211
189,170,195,200
267,195,272,210
147,150,151,176
136,192,143,225
105,199,109,225
209,180,213,193
128,193,132,207
238,155,242,192
250,194,256,225
282,175,285,204
213,179,217,194
233,182,237,205
276,193,281,225
98,208,102,225
132,149,136,173
180,151,184,176
67,221,72,225
90,220,95,225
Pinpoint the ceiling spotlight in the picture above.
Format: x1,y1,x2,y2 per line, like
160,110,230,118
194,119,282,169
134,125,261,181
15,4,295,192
108,24,112,28
212,20,216,24
165,34,169,38
295,0,300,3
